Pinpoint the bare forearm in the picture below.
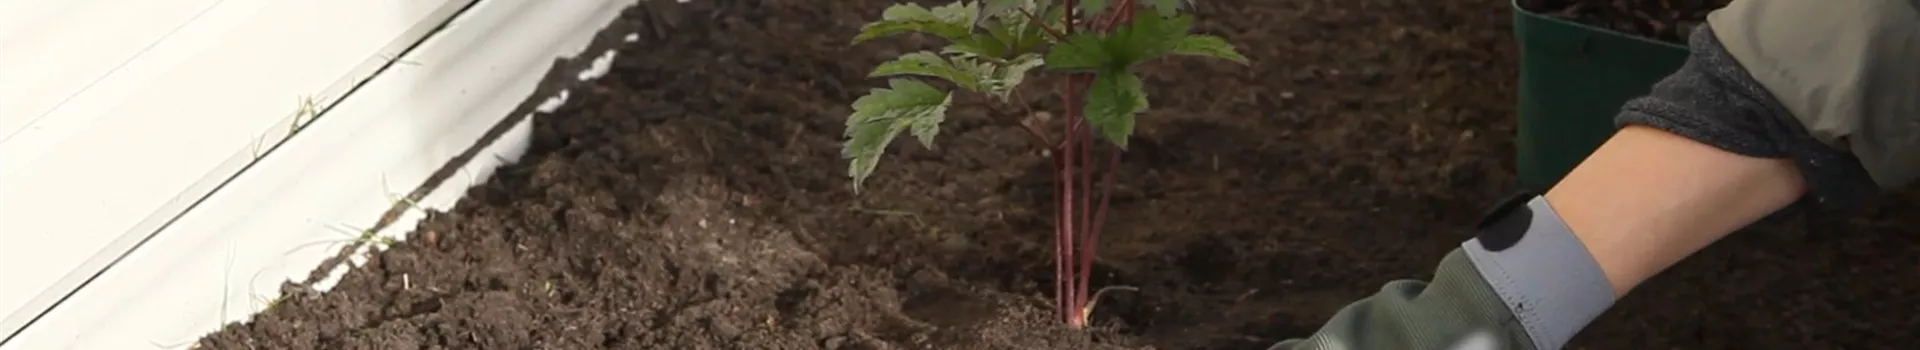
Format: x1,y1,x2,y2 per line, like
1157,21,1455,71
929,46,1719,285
1546,125,1804,297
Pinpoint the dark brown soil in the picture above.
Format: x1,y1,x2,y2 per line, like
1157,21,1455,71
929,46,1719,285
1521,0,1731,43
198,0,1920,349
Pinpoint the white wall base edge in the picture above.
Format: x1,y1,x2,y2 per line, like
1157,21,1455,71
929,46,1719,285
0,0,636,348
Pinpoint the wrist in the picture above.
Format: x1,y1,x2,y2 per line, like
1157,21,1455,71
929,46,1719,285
1545,125,1805,297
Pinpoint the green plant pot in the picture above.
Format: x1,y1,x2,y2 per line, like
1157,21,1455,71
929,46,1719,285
1512,0,1689,191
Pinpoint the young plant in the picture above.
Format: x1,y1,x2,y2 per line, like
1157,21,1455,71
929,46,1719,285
841,0,1247,329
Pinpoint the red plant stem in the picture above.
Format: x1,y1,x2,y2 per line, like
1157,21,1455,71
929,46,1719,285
1075,107,1094,310
1037,82,1065,325
1074,70,1100,310
1057,75,1084,327
1063,0,1078,32
1091,150,1120,244
1100,0,1137,32
1080,147,1120,305
1061,83,1086,143
1057,0,1078,326
1018,8,1069,40
1063,73,1098,328
1096,3,1123,29
1053,141,1071,324
1050,0,1164,329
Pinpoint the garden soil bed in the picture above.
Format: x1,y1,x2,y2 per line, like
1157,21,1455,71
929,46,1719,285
199,0,1920,349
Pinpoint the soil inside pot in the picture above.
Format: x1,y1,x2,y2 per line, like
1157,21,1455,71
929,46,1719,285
197,0,1920,349
1521,0,1731,43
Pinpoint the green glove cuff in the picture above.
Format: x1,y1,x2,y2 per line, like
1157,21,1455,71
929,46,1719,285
1462,195,1616,349
1271,194,1614,350
1269,249,1533,350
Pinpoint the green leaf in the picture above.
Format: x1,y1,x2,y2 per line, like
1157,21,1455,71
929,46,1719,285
879,2,935,21
1032,0,1058,11
855,18,969,43
870,51,984,92
943,38,1010,58
1045,13,1196,72
1082,70,1148,148
983,17,1019,42
962,0,1060,58
1012,1,1065,49
843,79,954,191
977,0,1025,26
1102,13,1193,66
928,1,981,23
1042,33,1112,71
982,53,1045,100
954,35,1012,59
1170,34,1248,64
1079,0,1110,16
854,2,979,43
973,18,1019,58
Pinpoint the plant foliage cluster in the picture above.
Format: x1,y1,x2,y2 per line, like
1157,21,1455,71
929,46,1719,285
842,0,1246,328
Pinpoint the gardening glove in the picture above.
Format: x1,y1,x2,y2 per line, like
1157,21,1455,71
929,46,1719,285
1266,193,1611,350
1272,1,1920,348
